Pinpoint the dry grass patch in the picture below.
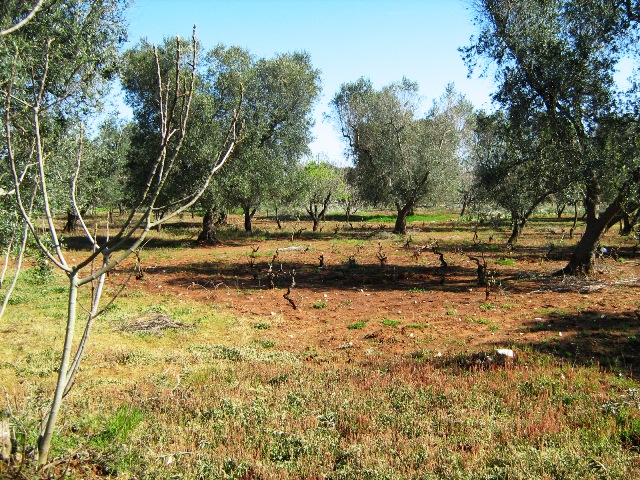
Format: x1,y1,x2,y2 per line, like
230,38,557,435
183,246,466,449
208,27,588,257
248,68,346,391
2,211,640,478
118,313,190,335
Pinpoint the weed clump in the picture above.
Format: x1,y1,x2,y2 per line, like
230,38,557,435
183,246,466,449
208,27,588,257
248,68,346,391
119,314,188,335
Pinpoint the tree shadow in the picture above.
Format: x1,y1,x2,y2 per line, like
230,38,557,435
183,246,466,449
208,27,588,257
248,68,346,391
430,309,640,373
145,247,591,297
61,233,197,251
517,310,640,371
147,258,484,294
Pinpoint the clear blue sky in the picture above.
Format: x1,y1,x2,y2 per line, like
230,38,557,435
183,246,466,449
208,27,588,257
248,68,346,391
122,0,495,163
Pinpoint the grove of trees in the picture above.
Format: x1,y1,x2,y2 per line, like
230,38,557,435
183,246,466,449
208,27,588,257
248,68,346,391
1,0,640,470
463,0,640,274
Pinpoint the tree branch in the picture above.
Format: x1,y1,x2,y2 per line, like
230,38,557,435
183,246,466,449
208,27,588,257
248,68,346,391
0,0,45,36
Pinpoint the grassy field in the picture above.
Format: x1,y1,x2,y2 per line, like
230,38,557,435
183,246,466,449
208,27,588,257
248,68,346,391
2,210,640,479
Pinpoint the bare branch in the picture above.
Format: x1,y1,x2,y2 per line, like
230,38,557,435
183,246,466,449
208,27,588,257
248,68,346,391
0,221,29,319
64,256,134,398
32,107,68,269
70,127,97,246
4,52,69,272
0,0,45,36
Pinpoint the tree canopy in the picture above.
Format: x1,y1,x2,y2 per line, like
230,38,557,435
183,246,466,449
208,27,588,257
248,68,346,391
298,158,344,231
463,0,640,273
331,80,474,234
472,110,568,245
216,50,322,232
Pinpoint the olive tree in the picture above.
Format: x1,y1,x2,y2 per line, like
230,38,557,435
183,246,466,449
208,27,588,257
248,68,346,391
0,0,44,36
85,117,131,216
217,50,321,232
56,117,132,233
298,157,344,231
264,162,307,229
122,40,247,240
472,111,568,245
463,0,640,274
337,166,366,223
331,80,474,234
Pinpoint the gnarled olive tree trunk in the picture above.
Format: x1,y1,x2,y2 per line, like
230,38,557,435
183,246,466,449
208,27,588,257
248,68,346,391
506,216,525,246
393,201,414,235
197,207,221,244
243,206,257,232
506,193,551,246
306,194,331,232
557,181,627,276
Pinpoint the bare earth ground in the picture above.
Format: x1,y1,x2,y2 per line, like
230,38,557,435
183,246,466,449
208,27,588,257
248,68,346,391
3,212,640,478
130,214,640,370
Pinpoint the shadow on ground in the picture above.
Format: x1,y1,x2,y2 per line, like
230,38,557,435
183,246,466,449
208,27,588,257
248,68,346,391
429,309,640,373
518,310,640,371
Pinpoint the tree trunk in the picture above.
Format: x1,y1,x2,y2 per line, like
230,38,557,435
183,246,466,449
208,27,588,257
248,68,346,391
620,212,631,235
507,193,550,246
214,210,227,225
308,205,320,232
459,197,468,217
621,208,640,236
557,183,623,276
571,202,579,230
197,207,220,244
274,206,282,229
393,202,413,234
38,274,79,466
63,209,79,233
308,195,331,232
243,206,256,232
506,214,525,246
605,205,639,235
558,218,606,275
154,209,167,232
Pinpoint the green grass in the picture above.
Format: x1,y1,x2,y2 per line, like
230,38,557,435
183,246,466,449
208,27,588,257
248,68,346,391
479,302,498,311
312,301,327,309
90,406,145,450
347,321,367,329
408,287,426,294
467,316,490,324
5,310,640,479
381,318,401,327
12,352,635,479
